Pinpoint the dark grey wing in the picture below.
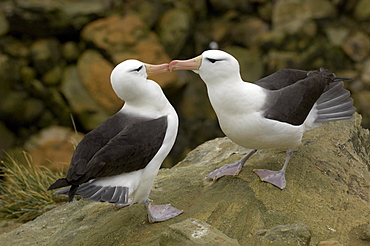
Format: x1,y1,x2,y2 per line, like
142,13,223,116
262,70,333,126
48,113,126,191
65,113,127,182
255,69,308,90
69,116,168,184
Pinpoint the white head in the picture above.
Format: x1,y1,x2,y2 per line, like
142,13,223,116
110,59,169,102
169,50,242,84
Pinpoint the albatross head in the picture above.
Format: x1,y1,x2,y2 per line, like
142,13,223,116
169,50,241,84
110,59,169,101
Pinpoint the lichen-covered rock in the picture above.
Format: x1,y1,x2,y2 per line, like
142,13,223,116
159,218,241,245
0,113,368,245
255,222,311,245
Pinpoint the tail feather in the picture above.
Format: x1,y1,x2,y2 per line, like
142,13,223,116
314,81,355,124
55,181,129,204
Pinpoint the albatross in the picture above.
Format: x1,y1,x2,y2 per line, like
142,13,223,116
48,59,182,223
169,50,355,189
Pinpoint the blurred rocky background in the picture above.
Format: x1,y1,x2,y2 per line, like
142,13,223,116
1,0,370,169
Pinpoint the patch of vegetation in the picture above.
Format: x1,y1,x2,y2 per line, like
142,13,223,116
0,152,65,222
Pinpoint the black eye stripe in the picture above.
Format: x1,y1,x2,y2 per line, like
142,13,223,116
131,65,143,72
206,58,224,63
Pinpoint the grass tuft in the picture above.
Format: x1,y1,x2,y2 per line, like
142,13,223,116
0,152,65,222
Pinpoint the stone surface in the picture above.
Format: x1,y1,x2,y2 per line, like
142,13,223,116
256,222,311,245
30,38,61,74
24,126,84,172
0,113,369,245
157,8,192,57
354,0,370,21
159,218,240,245
77,49,121,114
273,0,335,35
6,0,107,37
61,65,112,130
342,32,370,62
0,121,16,150
81,14,177,88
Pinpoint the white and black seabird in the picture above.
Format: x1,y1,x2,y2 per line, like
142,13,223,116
48,60,182,223
169,50,355,189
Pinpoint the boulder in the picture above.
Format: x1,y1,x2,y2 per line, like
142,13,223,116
61,65,112,130
81,14,177,88
77,49,122,114
6,0,107,37
342,32,370,62
0,113,369,245
273,0,335,35
24,125,84,172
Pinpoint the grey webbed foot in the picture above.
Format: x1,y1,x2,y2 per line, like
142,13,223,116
207,161,243,180
145,201,183,223
253,149,293,189
207,149,257,180
253,169,286,189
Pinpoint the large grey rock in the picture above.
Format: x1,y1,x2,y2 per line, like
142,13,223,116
0,113,369,245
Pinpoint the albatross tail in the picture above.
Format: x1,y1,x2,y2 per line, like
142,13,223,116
315,80,355,123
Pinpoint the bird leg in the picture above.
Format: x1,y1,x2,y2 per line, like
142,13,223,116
145,199,183,223
207,149,258,180
253,149,294,189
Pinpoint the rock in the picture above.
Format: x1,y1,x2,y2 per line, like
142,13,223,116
0,92,44,126
360,58,370,87
157,8,192,57
224,46,264,81
0,10,9,36
255,222,311,245
361,221,370,241
77,49,122,114
317,239,343,245
61,41,81,62
0,113,369,245
81,14,176,88
0,121,16,150
325,26,350,47
24,126,84,172
42,65,63,86
30,38,61,74
273,0,335,35
159,218,241,245
354,0,370,21
6,0,107,37
232,17,269,47
342,32,370,62
61,65,111,130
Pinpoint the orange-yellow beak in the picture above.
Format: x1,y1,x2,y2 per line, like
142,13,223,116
169,55,203,71
144,63,170,76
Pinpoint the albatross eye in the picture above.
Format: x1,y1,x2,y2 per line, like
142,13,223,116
132,65,143,72
206,58,218,63
206,58,225,64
